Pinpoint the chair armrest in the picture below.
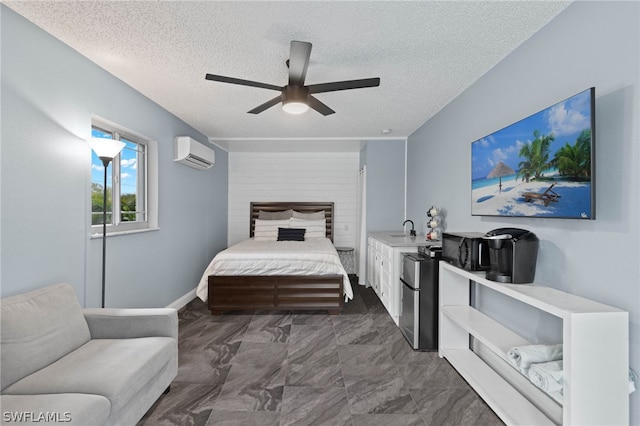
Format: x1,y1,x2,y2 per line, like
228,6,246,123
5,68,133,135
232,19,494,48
82,308,178,339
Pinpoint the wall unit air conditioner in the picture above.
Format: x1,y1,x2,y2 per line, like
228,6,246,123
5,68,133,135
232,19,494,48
174,136,215,170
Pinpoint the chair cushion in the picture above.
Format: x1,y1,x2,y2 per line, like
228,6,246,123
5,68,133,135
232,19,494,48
3,337,175,415
1,284,91,391
0,394,110,425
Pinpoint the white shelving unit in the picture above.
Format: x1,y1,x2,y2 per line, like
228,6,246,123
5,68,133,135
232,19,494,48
439,261,629,425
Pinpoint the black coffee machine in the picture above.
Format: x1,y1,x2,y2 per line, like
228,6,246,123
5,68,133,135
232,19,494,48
483,228,538,284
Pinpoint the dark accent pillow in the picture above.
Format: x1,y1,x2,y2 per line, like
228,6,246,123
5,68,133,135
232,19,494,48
277,227,306,241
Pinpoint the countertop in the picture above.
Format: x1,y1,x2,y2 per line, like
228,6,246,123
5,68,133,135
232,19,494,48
368,231,442,247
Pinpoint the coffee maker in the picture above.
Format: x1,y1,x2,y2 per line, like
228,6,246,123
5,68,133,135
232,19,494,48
483,228,538,284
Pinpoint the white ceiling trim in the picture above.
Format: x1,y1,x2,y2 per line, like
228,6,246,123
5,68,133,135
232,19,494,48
209,136,410,153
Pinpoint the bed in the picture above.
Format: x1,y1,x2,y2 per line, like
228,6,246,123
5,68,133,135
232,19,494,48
196,202,353,315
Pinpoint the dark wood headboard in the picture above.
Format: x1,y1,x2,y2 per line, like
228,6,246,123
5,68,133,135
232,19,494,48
250,202,335,241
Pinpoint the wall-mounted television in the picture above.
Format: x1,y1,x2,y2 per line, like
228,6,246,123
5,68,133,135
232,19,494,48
471,87,595,219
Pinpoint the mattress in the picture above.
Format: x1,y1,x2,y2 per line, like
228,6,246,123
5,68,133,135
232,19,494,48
196,238,353,302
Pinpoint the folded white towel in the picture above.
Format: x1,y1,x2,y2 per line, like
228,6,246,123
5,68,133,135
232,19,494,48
507,344,563,375
529,360,564,393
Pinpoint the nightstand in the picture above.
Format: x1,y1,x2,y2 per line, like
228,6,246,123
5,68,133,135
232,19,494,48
335,246,355,276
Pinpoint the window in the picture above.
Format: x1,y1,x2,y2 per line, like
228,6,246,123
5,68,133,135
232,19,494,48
91,119,156,235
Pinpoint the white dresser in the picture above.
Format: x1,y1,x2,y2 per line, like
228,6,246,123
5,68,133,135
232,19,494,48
366,232,438,325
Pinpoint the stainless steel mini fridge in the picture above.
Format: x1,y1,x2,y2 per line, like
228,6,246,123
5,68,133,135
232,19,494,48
399,250,440,350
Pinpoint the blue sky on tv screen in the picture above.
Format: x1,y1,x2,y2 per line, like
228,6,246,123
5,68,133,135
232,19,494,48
471,88,592,181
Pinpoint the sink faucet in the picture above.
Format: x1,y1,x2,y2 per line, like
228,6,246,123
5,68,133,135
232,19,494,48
403,220,416,237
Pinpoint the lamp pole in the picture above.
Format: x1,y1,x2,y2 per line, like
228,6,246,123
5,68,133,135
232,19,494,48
88,137,125,309
100,157,111,308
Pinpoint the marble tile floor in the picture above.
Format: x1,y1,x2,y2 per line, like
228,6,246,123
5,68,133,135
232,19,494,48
139,282,503,426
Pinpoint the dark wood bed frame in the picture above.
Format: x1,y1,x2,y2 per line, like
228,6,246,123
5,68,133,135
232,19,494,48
207,202,344,315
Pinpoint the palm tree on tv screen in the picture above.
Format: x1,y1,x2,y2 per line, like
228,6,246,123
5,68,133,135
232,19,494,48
518,130,554,181
552,129,591,179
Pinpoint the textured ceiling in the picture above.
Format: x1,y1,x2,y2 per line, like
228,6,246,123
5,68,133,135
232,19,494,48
5,1,571,151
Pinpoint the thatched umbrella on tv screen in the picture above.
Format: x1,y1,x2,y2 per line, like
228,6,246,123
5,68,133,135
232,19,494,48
487,161,515,193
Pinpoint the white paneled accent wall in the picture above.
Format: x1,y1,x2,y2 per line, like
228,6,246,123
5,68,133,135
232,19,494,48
228,152,359,248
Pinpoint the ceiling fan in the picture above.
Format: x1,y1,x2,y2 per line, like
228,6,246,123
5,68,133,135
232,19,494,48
205,40,380,116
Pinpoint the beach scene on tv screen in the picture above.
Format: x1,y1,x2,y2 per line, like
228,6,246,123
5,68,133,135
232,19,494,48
471,88,593,218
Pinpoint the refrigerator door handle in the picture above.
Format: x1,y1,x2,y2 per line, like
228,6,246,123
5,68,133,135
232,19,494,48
400,277,419,291
412,285,420,348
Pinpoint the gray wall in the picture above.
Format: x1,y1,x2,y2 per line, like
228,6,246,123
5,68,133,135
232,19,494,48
363,139,407,232
1,6,229,308
407,1,639,421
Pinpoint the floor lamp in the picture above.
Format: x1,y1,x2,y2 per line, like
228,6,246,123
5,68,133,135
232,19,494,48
88,137,125,308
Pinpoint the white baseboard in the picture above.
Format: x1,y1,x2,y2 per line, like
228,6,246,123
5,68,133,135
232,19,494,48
166,288,197,310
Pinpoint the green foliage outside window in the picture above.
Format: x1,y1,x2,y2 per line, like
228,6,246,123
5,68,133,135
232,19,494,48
91,183,137,224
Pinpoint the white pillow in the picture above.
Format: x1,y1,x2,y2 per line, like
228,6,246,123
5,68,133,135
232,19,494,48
289,218,326,239
254,219,290,241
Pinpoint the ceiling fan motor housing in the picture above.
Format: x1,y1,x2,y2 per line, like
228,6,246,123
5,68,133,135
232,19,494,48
283,85,308,103
282,86,309,114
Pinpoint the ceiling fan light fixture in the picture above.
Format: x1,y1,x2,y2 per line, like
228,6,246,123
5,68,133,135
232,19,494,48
282,100,309,115
282,85,309,115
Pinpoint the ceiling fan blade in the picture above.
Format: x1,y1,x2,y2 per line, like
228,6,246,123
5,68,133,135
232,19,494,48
288,41,312,86
205,74,281,91
307,95,335,116
307,77,380,94
247,95,283,114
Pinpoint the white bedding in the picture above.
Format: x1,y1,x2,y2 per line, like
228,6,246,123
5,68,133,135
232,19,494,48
196,238,353,302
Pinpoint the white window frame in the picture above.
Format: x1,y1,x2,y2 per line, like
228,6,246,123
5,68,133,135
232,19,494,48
91,117,158,236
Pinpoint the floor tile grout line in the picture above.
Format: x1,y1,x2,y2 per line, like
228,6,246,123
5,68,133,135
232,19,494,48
333,311,354,423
